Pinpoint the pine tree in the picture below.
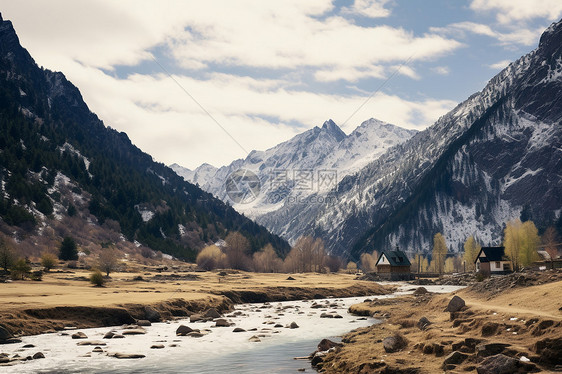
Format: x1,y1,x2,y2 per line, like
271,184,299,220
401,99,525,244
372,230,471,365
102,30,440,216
59,236,78,261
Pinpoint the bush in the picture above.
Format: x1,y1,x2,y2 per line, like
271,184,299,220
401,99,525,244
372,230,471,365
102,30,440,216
11,258,31,280
90,270,105,286
41,253,57,271
196,245,226,271
476,272,486,282
30,270,43,281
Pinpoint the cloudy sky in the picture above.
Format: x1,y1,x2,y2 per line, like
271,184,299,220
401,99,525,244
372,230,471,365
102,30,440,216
2,1,562,168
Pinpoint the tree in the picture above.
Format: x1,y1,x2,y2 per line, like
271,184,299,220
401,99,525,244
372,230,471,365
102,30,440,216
11,258,31,280
0,236,15,272
346,261,358,274
463,236,481,272
99,247,120,276
542,226,560,269
285,236,326,273
360,251,378,273
196,245,226,271
504,219,540,270
59,236,78,261
224,232,251,270
432,233,448,274
324,255,343,273
252,244,282,272
40,252,57,271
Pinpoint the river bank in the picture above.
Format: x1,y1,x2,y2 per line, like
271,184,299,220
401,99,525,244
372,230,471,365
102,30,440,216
316,270,562,373
0,270,390,337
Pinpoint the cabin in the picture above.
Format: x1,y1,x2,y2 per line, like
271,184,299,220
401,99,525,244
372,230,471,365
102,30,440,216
375,250,412,280
474,246,511,275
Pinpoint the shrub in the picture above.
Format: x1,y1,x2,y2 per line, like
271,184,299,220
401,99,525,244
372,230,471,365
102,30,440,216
196,245,226,271
11,258,31,280
41,253,57,271
30,270,43,281
476,272,486,282
90,270,105,287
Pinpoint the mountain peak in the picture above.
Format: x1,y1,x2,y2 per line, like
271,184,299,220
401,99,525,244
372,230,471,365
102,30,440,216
321,119,346,141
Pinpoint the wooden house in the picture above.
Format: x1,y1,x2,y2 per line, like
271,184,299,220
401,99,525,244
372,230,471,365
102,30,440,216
474,246,511,275
375,250,412,280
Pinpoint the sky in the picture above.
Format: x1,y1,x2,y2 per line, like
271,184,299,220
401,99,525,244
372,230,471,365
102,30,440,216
2,1,562,169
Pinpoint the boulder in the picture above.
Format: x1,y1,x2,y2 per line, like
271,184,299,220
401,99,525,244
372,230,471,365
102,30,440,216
533,337,562,365
248,335,261,342
150,344,165,349
103,331,116,339
176,325,194,336
71,332,88,339
187,331,205,338
190,313,204,323
232,328,246,333
442,351,468,368
136,320,152,327
22,344,35,348
77,340,106,346
382,334,408,353
111,352,146,359
317,339,342,352
476,354,518,374
32,352,45,359
121,329,146,335
445,296,465,313
144,306,161,322
476,342,511,357
417,317,431,330
204,308,221,319
214,319,230,327
0,326,13,341
413,287,428,295
112,334,125,339
289,322,299,329
92,347,104,353
320,313,333,318
481,322,499,337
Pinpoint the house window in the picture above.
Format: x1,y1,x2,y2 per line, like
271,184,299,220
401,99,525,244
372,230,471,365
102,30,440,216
495,261,500,268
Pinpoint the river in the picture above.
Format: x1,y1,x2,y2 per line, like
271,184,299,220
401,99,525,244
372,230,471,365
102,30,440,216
1,284,463,373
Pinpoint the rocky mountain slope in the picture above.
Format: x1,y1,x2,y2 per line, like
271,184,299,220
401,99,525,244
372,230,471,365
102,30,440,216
0,13,289,260
307,19,562,258
171,119,416,219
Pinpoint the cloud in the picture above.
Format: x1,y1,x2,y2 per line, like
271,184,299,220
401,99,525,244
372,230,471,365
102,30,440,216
432,66,450,75
488,60,511,70
430,21,543,47
470,0,562,25
341,0,393,18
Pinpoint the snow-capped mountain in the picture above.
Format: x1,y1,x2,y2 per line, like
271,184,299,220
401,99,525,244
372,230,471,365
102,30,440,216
281,18,562,258
171,119,417,218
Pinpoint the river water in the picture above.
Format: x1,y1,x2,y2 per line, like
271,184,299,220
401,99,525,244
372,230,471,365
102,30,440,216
1,284,463,373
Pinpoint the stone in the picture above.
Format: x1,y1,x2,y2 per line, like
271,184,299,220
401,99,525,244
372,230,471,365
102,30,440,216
286,276,296,280
289,322,299,329
136,320,152,327
92,347,104,353
442,351,468,368
187,331,205,338
274,324,283,328
144,306,161,322
214,319,230,327
417,317,431,330
190,314,204,323
317,339,342,352
176,325,194,336
476,342,511,357
0,326,13,341
71,332,88,339
111,352,146,359
204,308,221,319
481,322,499,337
103,331,116,339
533,337,562,365
382,334,408,353
122,329,146,335
232,328,246,333
248,335,261,342
112,334,125,339
22,344,35,348
320,313,333,318
77,341,106,346
32,352,45,359
433,343,445,357
413,287,428,295
422,344,433,354
445,296,465,313
150,344,165,349
476,354,518,374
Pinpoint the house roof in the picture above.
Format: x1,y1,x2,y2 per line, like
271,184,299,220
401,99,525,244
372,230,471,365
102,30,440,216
376,250,411,267
475,246,507,263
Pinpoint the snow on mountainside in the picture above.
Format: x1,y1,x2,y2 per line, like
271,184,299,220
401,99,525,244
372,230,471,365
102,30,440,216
293,18,562,258
171,119,416,219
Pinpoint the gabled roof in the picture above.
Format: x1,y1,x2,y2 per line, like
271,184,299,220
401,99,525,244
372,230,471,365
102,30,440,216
474,246,507,263
376,250,411,267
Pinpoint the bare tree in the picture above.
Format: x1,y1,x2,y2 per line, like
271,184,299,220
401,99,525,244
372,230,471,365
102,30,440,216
98,247,120,276
253,244,282,272
0,235,15,272
224,232,251,270
542,226,560,269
